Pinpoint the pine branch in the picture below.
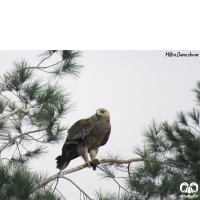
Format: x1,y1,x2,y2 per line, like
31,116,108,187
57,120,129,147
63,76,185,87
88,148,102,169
0,66,59,95
0,51,82,94
36,158,146,190
0,108,28,119
0,65,36,94
0,129,45,152
0,68,23,94
36,52,55,68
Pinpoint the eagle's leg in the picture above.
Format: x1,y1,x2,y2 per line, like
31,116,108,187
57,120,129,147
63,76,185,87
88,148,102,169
79,146,91,168
89,148,98,160
90,149,100,170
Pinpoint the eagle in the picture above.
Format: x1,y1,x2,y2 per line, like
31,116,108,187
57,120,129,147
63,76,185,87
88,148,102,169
56,108,111,170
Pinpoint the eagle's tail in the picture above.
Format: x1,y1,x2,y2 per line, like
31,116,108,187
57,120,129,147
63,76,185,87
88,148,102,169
55,155,70,170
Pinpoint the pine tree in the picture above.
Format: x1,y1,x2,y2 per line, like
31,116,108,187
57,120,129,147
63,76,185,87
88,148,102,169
0,50,83,199
95,81,200,200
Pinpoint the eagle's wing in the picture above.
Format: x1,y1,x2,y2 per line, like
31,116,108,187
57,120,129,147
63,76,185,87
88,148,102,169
100,123,111,146
56,117,94,170
62,117,94,151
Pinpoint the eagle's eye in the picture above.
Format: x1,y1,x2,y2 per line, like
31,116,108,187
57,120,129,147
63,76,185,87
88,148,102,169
101,111,105,114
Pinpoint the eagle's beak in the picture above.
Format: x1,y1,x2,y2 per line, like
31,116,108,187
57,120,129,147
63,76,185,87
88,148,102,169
96,109,100,115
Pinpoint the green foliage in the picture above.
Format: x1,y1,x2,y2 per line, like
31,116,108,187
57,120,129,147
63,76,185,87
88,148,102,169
1,59,33,92
0,99,7,114
94,190,116,200
0,166,61,200
0,50,83,199
0,52,78,164
188,108,200,125
192,81,200,104
23,80,42,102
33,190,61,200
98,152,127,180
0,119,6,133
38,50,83,78
96,81,200,200
126,81,200,199
119,193,136,200
25,146,45,157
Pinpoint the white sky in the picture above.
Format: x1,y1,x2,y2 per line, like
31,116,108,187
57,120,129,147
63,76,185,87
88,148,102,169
0,50,200,199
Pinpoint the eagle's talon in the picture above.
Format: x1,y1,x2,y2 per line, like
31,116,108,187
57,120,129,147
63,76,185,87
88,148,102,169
91,159,101,165
85,160,91,168
90,159,101,170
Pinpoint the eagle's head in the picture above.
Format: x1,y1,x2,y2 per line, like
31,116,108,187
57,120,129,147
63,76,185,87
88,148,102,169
96,108,110,122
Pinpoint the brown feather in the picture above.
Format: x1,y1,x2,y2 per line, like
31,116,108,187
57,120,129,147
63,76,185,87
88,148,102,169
56,108,111,170
67,118,94,141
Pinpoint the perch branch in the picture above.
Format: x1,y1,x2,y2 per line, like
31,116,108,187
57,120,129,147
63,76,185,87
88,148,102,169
37,158,146,189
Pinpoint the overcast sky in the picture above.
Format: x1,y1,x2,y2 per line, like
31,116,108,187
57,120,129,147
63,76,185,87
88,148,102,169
0,50,200,199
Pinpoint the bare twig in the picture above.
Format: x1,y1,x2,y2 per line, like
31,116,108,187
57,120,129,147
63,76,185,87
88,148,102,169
127,163,131,179
188,125,200,134
97,165,135,195
36,53,54,68
61,177,92,200
38,59,64,69
0,153,2,166
26,133,47,143
46,182,65,200
0,108,28,120
118,186,120,200
0,129,45,152
16,141,22,160
53,178,59,194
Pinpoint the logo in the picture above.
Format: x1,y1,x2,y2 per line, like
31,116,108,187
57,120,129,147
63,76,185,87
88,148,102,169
180,182,198,199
